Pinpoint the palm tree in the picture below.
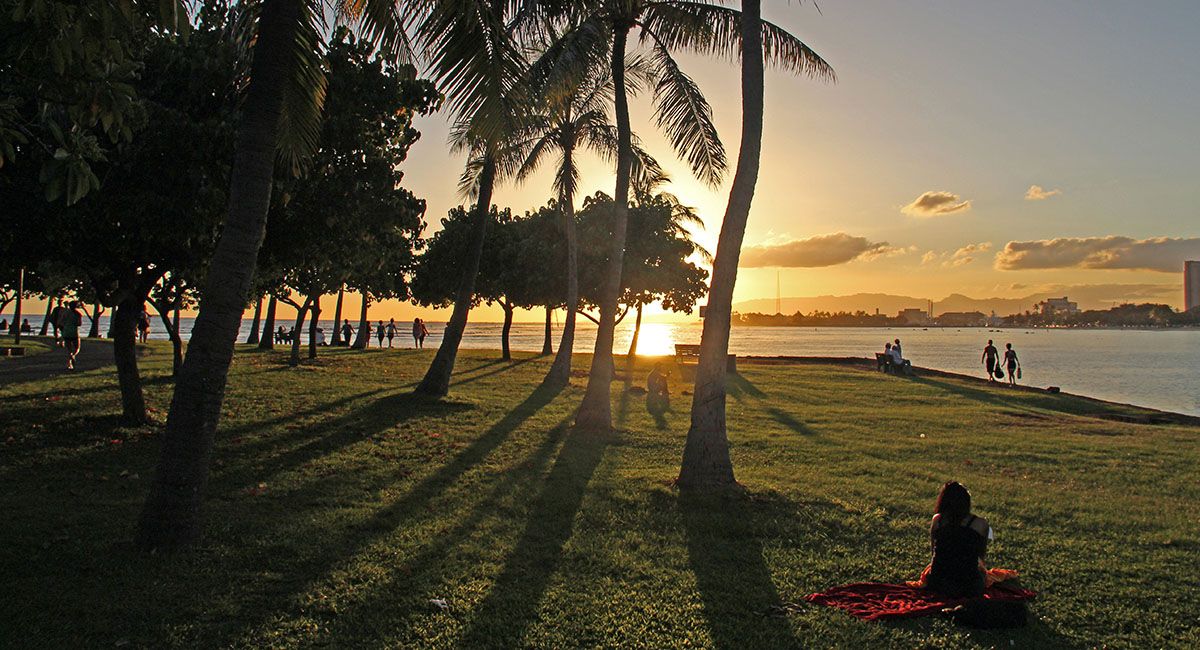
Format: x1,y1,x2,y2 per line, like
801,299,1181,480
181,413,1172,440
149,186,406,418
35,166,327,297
412,1,553,397
512,57,661,388
678,0,833,490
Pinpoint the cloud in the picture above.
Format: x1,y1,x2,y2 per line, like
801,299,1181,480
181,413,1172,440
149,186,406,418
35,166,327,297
1025,185,1062,200
901,190,972,217
995,236,1200,272
922,242,992,267
741,233,896,268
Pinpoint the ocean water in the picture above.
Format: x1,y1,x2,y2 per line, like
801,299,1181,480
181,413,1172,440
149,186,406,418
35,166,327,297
54,316,1200,416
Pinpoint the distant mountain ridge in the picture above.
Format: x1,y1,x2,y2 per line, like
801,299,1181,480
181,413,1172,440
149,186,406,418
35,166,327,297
733,284,1179,317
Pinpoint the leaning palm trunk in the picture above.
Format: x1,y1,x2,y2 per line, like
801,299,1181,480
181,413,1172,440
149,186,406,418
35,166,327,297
500,299,514,360
113,294,149,426
415,157,498,396
543,182,578,388
626,303,643,359
136,0,300,551
575,26,633,430
39,301,52,336
678,0,765,490
541,306,552,355
307,295,320,359
258,295,277,350
246,296,262,344
352,292,370,348
330,286,344,345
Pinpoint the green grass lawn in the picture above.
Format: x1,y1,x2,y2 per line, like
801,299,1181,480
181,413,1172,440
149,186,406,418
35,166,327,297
1,342,1197,648
0,335,52,359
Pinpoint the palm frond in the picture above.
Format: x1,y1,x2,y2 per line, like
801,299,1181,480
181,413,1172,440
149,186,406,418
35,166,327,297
646,42,726,187
643,2,835,81
335,0,418,63
275,1,329,175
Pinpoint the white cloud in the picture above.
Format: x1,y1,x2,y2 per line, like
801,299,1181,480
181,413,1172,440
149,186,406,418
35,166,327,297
1025,185,1062,201
901,190,972,217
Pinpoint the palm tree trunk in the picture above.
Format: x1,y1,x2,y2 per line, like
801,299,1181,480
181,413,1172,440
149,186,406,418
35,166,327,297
544,189,578,388
113,293,148,426
627,303,643,358
136,0,301,551
501,299,514,361
330,286,344,345
576,26,633,429
307,294,320,359
352,292,370,349
9,268,22,343
258,295,277,350
679,0,764,491
289,301,309,367
152,296,184,376
39,300,52,336
246,296,262,344
541,305,552,355
88,303,103,338
415,156,497,396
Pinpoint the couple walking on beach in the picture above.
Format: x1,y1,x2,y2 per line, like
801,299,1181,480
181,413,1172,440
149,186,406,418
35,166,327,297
982,340,1020,386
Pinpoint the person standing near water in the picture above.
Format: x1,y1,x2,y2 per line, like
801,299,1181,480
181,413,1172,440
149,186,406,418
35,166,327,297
50,299,65,345
1003,344,1021,386
61,302,83,370
386,318,396,348
982,340,999,382
376,320,385,347
340,319,354,346
412,318,422,348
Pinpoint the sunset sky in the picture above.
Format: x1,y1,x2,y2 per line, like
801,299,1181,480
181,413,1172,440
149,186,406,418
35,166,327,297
388,0,1200,322
24,2,1197,325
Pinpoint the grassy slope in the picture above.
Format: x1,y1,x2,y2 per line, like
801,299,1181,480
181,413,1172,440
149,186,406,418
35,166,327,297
1,343,1197,649
0,335,51,358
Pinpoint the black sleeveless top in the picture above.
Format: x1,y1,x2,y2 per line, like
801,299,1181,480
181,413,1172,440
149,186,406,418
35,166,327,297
928,515,987,597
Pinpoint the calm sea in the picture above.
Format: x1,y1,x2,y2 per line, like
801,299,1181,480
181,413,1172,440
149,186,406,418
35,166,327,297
72,316,1200,416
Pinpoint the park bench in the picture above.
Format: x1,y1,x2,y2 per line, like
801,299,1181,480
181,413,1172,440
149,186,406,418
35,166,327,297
675,344,737,373
875,352,913,376
1,346,26,357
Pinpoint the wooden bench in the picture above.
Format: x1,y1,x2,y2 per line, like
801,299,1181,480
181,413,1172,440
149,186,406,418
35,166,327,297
675,344,737,373
1,346,26,357
875,352,914,376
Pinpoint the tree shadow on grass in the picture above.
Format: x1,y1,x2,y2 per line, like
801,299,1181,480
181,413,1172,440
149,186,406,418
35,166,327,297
449,356,537,388
460,426,613,647
679,491,798,649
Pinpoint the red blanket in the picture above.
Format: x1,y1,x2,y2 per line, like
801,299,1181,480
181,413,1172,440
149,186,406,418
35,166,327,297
804,580,1036,621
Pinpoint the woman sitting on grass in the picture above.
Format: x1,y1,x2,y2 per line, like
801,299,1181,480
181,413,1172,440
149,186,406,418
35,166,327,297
923,481,991,598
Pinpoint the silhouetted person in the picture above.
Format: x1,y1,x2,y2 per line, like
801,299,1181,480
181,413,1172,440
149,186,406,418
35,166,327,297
0,318,7,333
412,318,425,348
20,318,31,333
50,299,65,345
925,481,991,598
893,338,902,358
376,320,385,347
61,302,83,370
982,340,999,382
646,364,670,416
362,321,372,347
340,319,353,346
386,318,397,347
315,327,327,346
287,326,295,344
276,326,287,344
1003,343,1021,386
137,309,151,343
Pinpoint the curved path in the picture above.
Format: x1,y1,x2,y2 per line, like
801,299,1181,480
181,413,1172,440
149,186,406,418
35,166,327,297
0,337,117,386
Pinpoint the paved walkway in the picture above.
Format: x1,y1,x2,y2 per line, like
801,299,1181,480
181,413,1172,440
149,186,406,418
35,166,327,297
0,337,118,386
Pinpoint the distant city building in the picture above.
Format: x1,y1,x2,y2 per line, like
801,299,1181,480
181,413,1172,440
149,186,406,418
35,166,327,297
1186,261,1200,312
1036,297,1079,316
897,308,929,325
936,311,988,327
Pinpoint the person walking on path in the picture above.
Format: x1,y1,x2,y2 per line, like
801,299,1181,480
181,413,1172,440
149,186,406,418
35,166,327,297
340,319,354,347
49,299,65,346
412,318,422,348
376,320,385,348
982,340,999,382
61,302,83,370
1003,343,1021,387
386,318,397,348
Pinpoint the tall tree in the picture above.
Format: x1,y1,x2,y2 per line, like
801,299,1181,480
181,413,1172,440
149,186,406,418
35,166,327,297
678,0,833,489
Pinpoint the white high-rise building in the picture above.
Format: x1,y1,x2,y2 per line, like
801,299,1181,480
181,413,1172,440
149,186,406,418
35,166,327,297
1186,261,1200,312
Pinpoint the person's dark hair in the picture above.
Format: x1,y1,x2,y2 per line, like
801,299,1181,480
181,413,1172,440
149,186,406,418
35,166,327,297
935,481,971,527
987,339,993,345
1006,343,1012,349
